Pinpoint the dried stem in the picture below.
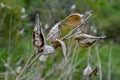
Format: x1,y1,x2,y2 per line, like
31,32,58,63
16,52,36,80
95,44,102,80
61,22,85,40
108,47,112,80
87,47,92,65
83,10,93,22
26,53,42,69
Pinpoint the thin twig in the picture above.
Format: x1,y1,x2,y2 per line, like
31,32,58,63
16,52,36,80
5,71,8,80
87,47,92,65
61,22,85,40
108,47,112,80
65,29,82,39
95,44,102,80
26,53,42,69
0,13,6,26
1,58,17,78
83,10,93,22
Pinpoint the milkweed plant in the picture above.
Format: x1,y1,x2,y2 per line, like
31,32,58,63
16,10,106,80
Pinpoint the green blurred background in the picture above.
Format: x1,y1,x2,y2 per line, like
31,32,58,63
0,0,120,80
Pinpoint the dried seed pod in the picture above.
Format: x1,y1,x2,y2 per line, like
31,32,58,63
52,39,61,48
48,22,60,42
60,13,83,37
74,33,106,47
83,64,98,78
32,13,45,52
89,65,98,77
53,39,68,62
83,64,92,77
61,13,83,27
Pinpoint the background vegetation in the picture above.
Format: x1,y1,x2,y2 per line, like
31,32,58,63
0,0,120,80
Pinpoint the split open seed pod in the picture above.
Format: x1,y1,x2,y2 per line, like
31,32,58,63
48,22,60,42
52,39,68,62
89,65,98,77
83,64,92,77
60,13,83,37
83,64,98,78
32,13,45,52
74,33,106,47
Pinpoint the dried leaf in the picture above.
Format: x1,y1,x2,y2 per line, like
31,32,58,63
32,13,45,52
48,22,60,42
54,39,68,62
60,13,83,37
74,33,106,47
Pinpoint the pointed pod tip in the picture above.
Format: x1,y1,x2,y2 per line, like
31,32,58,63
35,12,41,23
36,13,39,18
36,13,39,16
35,12,40,19
35,12,39,15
